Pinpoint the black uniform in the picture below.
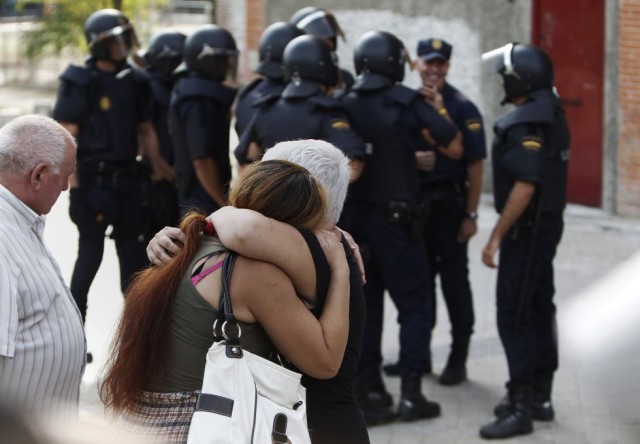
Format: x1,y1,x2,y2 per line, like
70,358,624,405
52,59,153,322
169,72,237,215
343,82,458,377
491,90,570,392
234,77,285,137
418,82,486,340
146,69,180,233
234,88,365,163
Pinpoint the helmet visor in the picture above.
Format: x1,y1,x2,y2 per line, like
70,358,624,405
198,48,238,85
482,43,518,78
89,23,138,50
296,10,345,42
107,34,133,62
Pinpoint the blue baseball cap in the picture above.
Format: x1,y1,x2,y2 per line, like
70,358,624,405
417,38,452,61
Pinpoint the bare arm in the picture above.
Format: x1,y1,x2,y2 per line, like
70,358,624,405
210,207,320,302
482,181,535,268
231,231,350,378
246,142,264,163
458,159,484,243
439,131,463,160
138,120,175,181
193,157,227,207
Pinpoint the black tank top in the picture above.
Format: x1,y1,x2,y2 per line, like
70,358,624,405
297,230,370,444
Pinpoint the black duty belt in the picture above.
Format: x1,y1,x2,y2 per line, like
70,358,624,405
78,160,141,176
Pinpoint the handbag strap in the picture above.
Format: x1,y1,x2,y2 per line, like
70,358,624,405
219,251,238,322
214,251,243,358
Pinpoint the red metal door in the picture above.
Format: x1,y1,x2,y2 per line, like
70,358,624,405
532,0,605,206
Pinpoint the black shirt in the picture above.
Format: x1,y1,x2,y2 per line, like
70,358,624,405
298,230,369,444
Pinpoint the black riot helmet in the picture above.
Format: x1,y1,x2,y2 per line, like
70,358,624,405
143,29,186,77
256,22,304,80
84,9,138,63
289,7,345,50
184,24,238,82
282,35,339,98
482,42,554,104
353,31,408,90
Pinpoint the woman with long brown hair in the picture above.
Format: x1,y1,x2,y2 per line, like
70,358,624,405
100,160,350,441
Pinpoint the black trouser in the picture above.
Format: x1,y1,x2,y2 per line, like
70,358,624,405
353,205,434,376
422,186,474,336
147,179,180,236
496,213,564,388
69,169,149,323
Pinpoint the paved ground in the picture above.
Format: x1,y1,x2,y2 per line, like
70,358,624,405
4,85,640,443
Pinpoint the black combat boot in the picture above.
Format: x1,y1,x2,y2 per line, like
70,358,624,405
439,334,470,386
396,372,441,421
355,372,396,426
480,386,533,439
493,380,555,421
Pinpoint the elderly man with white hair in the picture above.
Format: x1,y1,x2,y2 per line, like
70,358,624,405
0,115,85,419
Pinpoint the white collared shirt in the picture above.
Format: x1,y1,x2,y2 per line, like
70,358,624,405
0,184,86,419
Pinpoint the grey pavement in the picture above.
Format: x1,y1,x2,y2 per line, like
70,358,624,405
3,85,640,443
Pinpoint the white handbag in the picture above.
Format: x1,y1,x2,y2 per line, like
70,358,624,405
187,253,312,444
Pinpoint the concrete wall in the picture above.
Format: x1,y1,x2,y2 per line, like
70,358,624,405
604,0,619,214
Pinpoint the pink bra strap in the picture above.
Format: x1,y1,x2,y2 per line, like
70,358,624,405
191,259,225,286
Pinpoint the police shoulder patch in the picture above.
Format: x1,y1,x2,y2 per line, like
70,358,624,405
99,96,111,112
521,135,542,151
466,118,482,132
331,119,350,130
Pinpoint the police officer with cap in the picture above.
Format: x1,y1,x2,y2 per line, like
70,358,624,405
289,6,354,96
169,24,238,216
384,38,486,385
234,21,304,138
234,34,365,175
52,9,174,345
142,29,186,234
479,43,570,440
342,30,463,425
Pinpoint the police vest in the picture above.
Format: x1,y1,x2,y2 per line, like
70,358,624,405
169,74,237,197
492,93,570,213
343,84,435,204
235,77,285,137
239,91,364,161
52,62,151,163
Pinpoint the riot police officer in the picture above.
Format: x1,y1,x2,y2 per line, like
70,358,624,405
234,35,365,172
342,30,462,424
289,6,354,96
234,21,303,138
142,29,186,234
169,24,238,216
52,9,174,338
479,43,570,440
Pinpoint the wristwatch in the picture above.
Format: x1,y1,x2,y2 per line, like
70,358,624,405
465,211,478,220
